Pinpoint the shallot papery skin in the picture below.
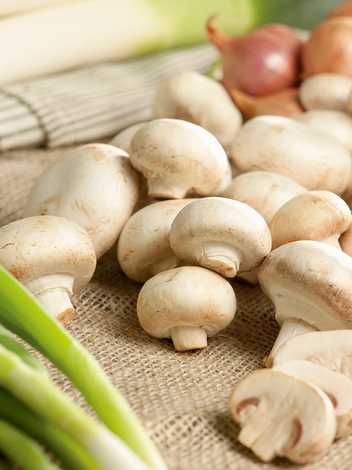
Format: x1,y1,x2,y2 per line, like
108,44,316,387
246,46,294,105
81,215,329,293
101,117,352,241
301,16,352,78
207,20,303,97
229,87,304,120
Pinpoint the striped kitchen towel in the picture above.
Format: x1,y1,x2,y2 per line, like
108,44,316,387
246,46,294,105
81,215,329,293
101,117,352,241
0,44,219,151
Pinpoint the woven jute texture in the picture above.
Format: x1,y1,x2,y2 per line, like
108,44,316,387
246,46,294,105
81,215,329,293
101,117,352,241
1,148,352,469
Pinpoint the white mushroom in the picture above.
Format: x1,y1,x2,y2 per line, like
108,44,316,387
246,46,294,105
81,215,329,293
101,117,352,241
299,73,352,111
269,190,352,250
257,240,352,366
229,368,336,464
294,110,352,153
220,170,307,225
0,215,96,327
109,122,148,153
272,330,352,379
117,198,196,283
152,71,243,153
273,359,352,438
23,143,141,259
129,118,228,199
169,197,272,278
230,115,351,195
137,266,236,351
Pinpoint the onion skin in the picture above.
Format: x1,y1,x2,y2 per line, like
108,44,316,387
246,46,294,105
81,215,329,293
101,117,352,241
301,16,352,78
229,87,304,120
327,0,352,18
207,18,303,97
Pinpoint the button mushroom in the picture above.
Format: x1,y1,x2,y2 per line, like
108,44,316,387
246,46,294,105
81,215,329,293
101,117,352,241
169,197,272,278
269,190,352,250
0,215,96,327
230,115,351,194
136,266,237,351
294,110,352,153
129,118,228,199
273,359,352,438
272,330,352,379
152,71,243,153
117,198,197,283
299,73,352,111
229,368,336,464
220,170,307,225
257,240,352,366
23,143,141,259
109,122,148,153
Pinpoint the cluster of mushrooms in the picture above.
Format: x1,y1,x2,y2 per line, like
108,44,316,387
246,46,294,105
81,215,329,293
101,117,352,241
3,67,352,465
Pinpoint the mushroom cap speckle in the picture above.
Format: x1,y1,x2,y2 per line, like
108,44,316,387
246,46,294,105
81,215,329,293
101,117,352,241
0,215,96,293
129,118,228,199
137,265,236,343
169,197,272,277
23,143,141,259
258,240,352,330
269,190,352,249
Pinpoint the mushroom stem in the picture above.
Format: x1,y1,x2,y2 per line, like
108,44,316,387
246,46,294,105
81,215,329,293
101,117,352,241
170,326,208,351
197,244,242,278
199,251,240,278
25,274,75,327
266,318,318,367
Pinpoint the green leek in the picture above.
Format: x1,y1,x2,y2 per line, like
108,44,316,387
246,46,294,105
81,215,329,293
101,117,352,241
0,266,166,470
0,0,345,86
0,419,60,470
0,387,100,470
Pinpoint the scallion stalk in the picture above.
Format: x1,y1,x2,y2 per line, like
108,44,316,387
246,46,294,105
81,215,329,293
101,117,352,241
0,325,48,376
0,343,152,470
0,387,100,470
0,419,60,470
0,267,166,470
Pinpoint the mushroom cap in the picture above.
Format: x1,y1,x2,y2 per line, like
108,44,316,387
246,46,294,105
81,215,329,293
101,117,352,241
0,215,96,293
220,170,307,224
299,73,352,111
23,143,141,258
137,266,236,348
272,329,352,387
152,71,242,152
269,190,352,249
129,118,228,199
294,110,352,153
169,197,272,277
109,122,148,153
339,223,352,256
258,240,352,330
117,198,197,283
230,115,351,194
273,359,352,438
229,368,336,463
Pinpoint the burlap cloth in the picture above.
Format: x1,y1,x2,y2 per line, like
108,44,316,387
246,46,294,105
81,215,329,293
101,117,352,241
1,149,352,469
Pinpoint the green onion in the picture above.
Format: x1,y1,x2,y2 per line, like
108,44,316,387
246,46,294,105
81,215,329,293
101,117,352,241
0,343,152,470
0,419,60,470
0,387,100,470
0,325,48,376
0,266,166,470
